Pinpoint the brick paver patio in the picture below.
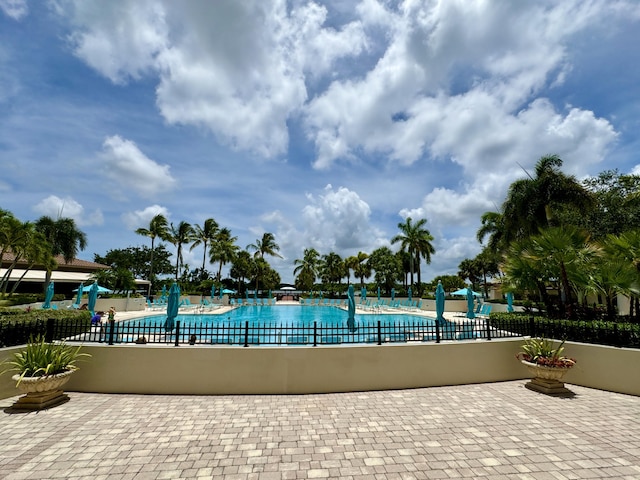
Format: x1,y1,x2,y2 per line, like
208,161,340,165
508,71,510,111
0,381,639,479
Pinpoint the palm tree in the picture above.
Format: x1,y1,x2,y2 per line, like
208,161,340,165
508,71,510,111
0,220,54,294
135,214,169,282
293,248,320,291
230,250,252,294
391,217,435,292
587,254,638,319
320,252,344,287
190,218,219,272
166,221,195,281
35,216,87,292
517,226,597,318
351,251,371,288
344,255,358,285
247,232,283,259
209,227,239,281
501,155,594,245
601,230,640,319
476,211,506,253
368,246,402,294
503,238,554,314
35,216,87,264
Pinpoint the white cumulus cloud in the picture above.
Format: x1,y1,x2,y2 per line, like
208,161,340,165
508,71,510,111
121,204,170,231
301,184,386,253
100,135,175,200
32,195,104,227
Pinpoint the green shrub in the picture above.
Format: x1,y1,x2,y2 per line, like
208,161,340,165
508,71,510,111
489,313,640,348
0,309,92,347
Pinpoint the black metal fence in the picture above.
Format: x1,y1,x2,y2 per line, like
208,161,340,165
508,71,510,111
1,316,638,348
488,316,640,349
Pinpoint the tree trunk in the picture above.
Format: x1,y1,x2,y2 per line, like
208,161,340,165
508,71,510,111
559,261,574,319
535,279,554,317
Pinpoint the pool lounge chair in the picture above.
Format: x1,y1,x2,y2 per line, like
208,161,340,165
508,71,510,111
476,304,492,318
179,298,197,310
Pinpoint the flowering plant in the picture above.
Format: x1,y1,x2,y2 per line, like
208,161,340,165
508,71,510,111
516,337,576,369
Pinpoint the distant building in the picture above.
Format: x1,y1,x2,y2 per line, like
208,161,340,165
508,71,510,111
0,253,147,297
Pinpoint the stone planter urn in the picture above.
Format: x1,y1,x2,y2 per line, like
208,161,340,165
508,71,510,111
519,360,572,395
11,370,75,410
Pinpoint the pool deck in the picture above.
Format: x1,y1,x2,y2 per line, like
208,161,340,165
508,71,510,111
1,381,639,479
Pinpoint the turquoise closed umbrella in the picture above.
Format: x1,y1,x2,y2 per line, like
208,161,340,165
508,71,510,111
391,288,395,301
87,282,99,316
347,285,356,332
377,286,380,302
164,283,180,332
435,281,446,325
466,287,476,319
218,286,223,300
408,287,412,301
42,282,55,309
506,292,514,313
210,285,215,299
74,282,84,307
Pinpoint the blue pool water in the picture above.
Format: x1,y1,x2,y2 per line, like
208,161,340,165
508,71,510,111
138,305,434,327
123,305,439,345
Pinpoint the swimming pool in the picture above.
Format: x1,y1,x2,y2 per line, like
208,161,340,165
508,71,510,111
121,305,446,345
141,305,432,326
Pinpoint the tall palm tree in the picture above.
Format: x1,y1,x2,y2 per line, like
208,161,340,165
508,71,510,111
209,227,239,281
391,217,434,292
9,230,54,294
35,216,87,292
135,214,169,281
230,250,252,293
476,211,506,253
293,248,320,291
344,255,357,285
0,220,53,294
190,218,219,272
247,232,283,259
501,155,594,245
35,216,87,264
167,221,195,281
351,251,371,288
320,252,344,286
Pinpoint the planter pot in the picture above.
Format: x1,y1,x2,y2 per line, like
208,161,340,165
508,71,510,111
10,370,74,410
520,360,573,396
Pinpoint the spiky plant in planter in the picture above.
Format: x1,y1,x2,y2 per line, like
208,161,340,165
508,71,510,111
516,337,576,369
2,335,90,410
516,337,576,395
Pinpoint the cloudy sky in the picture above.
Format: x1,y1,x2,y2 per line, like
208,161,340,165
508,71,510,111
1,0,639,284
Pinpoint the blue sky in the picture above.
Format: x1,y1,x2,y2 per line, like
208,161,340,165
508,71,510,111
1,0,639,284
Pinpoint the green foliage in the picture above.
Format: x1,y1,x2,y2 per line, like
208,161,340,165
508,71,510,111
490,313,640,348
95,245,173,280
368,247,402,294
517,337,575,368
2,335,90,383
0,308,92,347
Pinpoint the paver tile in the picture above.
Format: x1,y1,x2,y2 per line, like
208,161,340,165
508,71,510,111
0,381,639,479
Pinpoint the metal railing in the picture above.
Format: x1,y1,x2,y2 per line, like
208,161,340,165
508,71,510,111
1,316,637,348
1,316,512,347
